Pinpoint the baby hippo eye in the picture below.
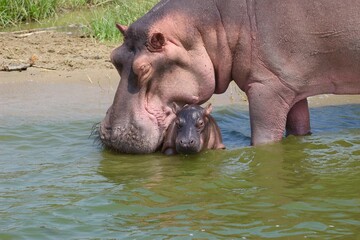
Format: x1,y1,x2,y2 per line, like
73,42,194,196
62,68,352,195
197,119,204,128
175,119,182,129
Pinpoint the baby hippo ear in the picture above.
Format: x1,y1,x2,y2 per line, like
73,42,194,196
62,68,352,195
148,32,165,51
204,103,213,116
116,23,128,36
172,102,182,114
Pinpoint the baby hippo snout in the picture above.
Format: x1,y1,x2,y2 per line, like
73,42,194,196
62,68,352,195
179,138,196,147
177,137,200,153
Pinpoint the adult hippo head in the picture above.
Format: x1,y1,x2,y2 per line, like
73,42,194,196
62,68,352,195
100,0,360,153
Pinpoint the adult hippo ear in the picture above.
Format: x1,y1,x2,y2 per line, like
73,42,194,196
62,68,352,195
115,23,128,36
147,32,166,52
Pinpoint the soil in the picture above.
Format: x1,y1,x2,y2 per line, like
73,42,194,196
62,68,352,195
0,30,359,108
0,30,116,71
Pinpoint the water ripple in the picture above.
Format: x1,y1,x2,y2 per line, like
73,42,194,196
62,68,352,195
0,104,359,239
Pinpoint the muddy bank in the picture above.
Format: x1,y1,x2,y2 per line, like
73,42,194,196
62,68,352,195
0,30,116,71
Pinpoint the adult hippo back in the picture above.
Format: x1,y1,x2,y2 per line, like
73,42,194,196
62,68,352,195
99,0,360,153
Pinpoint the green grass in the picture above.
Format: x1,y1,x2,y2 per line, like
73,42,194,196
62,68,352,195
0,0,56,27
86,0,158,43
0,0,102,28
0,0,159,43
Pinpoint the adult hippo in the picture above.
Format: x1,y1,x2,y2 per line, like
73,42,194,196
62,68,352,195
99,0,360,153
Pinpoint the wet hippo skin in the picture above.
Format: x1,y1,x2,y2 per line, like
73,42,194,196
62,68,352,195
161,104,225,155
99,0,360,153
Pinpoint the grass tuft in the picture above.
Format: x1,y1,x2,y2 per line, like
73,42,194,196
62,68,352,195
0,0,57,27
86,0,158,43
0,0,103,28
0,0,159,43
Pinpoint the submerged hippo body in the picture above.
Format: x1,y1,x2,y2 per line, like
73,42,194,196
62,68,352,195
99,0,360,153
162,104,225,155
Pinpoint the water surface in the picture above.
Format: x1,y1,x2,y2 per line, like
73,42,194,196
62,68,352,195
0,80,359,239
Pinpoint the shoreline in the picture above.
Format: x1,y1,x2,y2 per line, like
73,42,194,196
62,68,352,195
209,81,360,107
1,68,360,111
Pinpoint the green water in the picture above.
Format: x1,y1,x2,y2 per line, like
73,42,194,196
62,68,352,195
0,80,359,239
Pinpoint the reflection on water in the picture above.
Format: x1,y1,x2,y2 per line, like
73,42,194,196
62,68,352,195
0,104,359,239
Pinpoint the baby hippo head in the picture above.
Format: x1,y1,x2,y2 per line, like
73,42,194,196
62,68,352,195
161,103,225,155
174,104,213,154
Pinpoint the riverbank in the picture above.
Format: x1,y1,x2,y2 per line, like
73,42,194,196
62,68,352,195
0,31,115,71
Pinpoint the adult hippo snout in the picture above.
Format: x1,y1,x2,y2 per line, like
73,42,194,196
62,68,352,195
99,98,164,153
99,117,160,153
99,72,167,153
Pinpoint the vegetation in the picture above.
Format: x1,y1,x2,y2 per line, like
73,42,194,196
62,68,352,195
87,0,158,42
0,0,159,42
0,0,95,28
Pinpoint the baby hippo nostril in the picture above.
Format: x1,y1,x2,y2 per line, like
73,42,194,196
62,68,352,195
179,139,188,147
179,138,197,148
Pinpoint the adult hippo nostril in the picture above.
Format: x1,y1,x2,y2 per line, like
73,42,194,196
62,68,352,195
98,124,110,140
110,127,120,143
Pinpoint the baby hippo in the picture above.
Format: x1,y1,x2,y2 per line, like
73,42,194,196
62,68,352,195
162,103,225,155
